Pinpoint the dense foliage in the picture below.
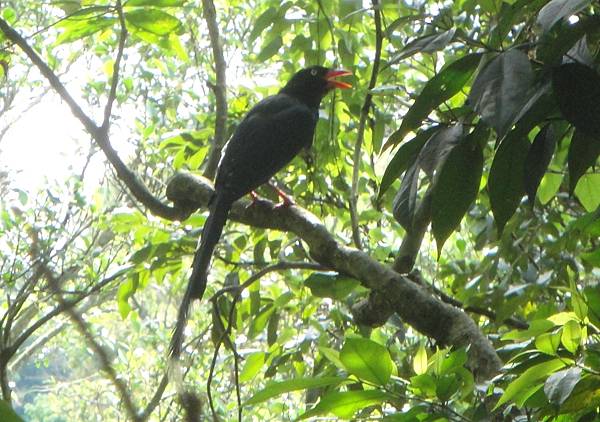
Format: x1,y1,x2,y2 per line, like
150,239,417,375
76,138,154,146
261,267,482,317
1,0,600,420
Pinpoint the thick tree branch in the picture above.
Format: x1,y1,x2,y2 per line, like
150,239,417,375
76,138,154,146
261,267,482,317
0,18,189,221
350,0,383,249
166,173,502,380
201,0,228,179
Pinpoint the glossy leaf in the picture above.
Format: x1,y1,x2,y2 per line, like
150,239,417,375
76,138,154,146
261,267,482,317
413,343,428,375
537,0,592,32
340,337,395,386
245,376,345,405
574,174,600,212
495,359,568,409
393,162,419,231
523,125,557,204
561,320,581,353
488,135,530,234
55,15,115,45
545,367,582,405
568,130,600,193
469,49,533,138
383,53,482,150
379,127,437,198
431,131,484,254
552,62,600,137
239,352,265,383
388,29,456,65
417,124,463,178
299,390,389,420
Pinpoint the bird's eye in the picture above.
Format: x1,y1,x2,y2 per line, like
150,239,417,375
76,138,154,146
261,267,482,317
310,69,318,76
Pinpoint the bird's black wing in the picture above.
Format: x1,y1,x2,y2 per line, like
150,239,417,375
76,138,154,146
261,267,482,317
215,94,318,200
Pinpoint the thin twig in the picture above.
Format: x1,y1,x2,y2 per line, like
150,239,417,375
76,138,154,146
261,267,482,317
0,17,189,221
350,0,383,250
206,261,323,421
201,0,228,179
102,0,128,130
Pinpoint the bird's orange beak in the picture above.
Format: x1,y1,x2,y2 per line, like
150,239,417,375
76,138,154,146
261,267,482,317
325,69,353,89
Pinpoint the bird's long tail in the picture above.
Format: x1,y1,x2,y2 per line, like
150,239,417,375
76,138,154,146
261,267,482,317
170,193,232,358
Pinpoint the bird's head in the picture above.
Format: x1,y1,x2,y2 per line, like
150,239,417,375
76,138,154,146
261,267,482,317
280,66,352,107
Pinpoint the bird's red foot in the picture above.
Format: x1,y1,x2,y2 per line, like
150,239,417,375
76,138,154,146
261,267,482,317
246,191,261,208
274,187,295,208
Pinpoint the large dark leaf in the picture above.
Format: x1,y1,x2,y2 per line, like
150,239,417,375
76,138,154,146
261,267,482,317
378,127,438,199
417,124,463,177
489,135,530,234
469,49,533,139
393,162,419,231
552,62,600,137
523,125,557,204
544,367,582,405
568,130,600,193
537,0,592,33
383,53,482,150
388,29,456,65
431,128,485,254
537,16,600,66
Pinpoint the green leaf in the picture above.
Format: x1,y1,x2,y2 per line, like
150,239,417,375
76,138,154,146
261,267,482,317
537,173,563,205
298,390,389,420
537,0,592,32
574,174,600,212
304,272,361,300
470,49,533,138
0,400,24,422
55,15,116,45
413,343,428,375
495,358,568,409
523,125,557,204
340,337,395,386
125,8,181,35
436,374,461,402
553,63,600,137
544,367,582,405
126,0,186,6
488,135,530,234
502,319,555,341
239,352,265,383
392,162,419,231
561,320,581,353
383,53,482,150
379,127,438,198
568,130,600,193
245,376,345,405
256,36,282,62
249,7,277,43
388,29,456,65
319,346,346,370
535,331,561,355
431,132,484,254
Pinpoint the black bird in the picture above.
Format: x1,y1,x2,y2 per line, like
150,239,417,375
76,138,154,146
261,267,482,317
171,66,352,357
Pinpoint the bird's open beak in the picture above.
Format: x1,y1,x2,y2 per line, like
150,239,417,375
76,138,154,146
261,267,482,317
325,69,353,89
